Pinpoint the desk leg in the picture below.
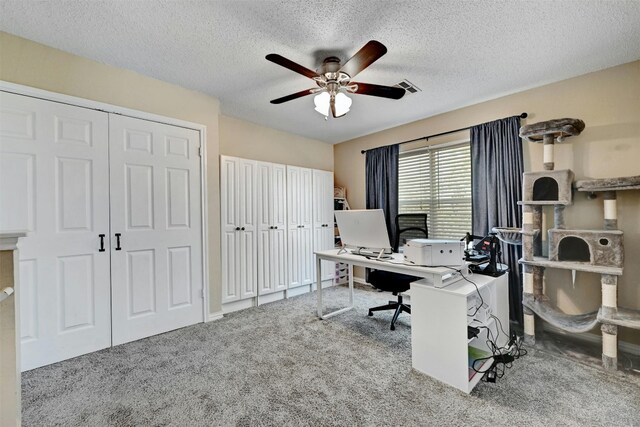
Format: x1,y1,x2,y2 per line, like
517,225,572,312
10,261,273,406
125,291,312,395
348,263,354,306
316,256,323,318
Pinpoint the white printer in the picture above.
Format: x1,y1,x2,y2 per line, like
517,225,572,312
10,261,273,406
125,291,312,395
404,239,465,267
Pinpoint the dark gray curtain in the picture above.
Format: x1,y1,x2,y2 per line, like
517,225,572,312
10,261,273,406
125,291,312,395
365,145,399,247
471,116,523,323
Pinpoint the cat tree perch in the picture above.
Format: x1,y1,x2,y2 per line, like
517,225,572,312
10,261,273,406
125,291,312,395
514,118,640,370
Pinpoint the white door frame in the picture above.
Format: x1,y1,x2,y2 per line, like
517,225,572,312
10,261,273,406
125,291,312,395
0,80,210,323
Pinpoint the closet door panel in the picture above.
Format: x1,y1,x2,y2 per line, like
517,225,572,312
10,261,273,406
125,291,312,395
287,228,301,288
238,159,257,298
220,156,239,302
300,168,313,228
110,115,203,346
271,163,287,293
272,227,287,291
0,91,111,371
299,225,314,286
256,162,272,295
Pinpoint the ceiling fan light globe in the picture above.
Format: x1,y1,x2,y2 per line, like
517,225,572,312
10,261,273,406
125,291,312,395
334,92,352,117
314,92,330,116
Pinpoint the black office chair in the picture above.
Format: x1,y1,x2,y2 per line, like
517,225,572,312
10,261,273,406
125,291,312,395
367,214,428,330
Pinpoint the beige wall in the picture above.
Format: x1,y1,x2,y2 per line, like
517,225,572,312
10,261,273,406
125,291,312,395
220,114,333,171
0,32,223,314
334,60,640,345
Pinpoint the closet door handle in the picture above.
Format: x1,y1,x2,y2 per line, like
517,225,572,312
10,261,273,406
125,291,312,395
241,227,245,231
98,234,105,252
235,227,241,231
115,233,122,251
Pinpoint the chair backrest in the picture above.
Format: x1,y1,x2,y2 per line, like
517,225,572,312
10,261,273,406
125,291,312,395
394,213,428,252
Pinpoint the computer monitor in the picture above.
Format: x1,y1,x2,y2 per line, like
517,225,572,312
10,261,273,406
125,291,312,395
334,209,392,258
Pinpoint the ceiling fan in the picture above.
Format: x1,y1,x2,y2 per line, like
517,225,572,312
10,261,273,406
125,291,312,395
266,40,405,118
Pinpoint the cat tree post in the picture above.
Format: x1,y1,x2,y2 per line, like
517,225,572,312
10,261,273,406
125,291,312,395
601,190,619,369
543,134,555,170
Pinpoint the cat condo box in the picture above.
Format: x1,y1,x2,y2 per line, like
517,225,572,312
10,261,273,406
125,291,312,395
404,239,465,267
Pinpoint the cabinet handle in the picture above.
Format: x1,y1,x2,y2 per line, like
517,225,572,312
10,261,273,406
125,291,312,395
115,233,122,251
241,227,245,231
98,234,105,252
235,227,241,231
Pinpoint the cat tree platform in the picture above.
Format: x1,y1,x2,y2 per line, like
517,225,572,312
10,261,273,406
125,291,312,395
523,294,599,334
520,257,623,276
519,118,586,142
598,307,640,330
575,175,640,192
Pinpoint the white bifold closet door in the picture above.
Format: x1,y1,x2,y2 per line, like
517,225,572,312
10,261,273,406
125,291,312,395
286,166,313,289
0,91,204,369
312,169,335,283
109,115,203,345
0,91,111,370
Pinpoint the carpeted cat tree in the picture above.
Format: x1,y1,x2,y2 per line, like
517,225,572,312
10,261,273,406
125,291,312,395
496,118,640,370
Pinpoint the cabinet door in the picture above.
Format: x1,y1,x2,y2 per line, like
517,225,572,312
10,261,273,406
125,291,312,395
286,165,301,288
238,159,257,299
271,163,288,292
299,225,314,286
272,226,288,291
109,115,203,346
0,92,112,370
323,171,334,226
286,166,300,228
287,227,301,288
256,162,272,295
312,169,325,229
300,167,313,228
221,156,240,302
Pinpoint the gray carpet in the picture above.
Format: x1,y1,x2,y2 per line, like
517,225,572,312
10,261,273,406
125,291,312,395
22,286,640,426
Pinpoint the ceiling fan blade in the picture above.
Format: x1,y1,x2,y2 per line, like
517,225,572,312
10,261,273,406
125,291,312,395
270,89,315,104
339,40,387,78
266,54,319,79
351,82,406,100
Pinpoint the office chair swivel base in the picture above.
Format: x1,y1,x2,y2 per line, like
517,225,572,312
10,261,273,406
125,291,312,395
368,295,411,331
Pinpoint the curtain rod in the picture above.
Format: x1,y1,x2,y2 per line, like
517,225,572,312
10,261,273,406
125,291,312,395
360,112,528,154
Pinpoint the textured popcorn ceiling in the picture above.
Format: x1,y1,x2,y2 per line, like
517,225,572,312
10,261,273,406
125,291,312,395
1,0,640,144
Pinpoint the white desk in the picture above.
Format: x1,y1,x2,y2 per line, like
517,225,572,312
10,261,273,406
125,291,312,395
314,249,465,319
314,248,509,393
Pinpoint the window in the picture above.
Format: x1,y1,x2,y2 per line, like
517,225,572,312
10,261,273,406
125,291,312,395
398,142,471,239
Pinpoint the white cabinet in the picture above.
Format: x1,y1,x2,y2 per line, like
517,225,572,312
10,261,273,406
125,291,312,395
221,156,257,303
256,162,287,296
287,166,314,289
220,157,334,309
313,169,335,283
410,274,509,393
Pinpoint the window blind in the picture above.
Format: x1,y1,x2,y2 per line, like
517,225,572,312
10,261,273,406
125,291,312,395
398,142,471,239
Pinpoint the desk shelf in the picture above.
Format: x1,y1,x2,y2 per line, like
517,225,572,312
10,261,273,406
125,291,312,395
410,274,509,394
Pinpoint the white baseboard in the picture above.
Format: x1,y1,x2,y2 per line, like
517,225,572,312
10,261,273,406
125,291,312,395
354,276,368,285
207,311,224,322
311,279,336,291
257,291,285,305
543,323,640,356
222,298,255,314
287,284,311,297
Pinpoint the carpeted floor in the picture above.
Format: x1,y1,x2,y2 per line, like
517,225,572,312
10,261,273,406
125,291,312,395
22,286,640,426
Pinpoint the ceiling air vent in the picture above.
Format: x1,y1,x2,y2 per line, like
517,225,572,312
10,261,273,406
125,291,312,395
396,79,421,95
